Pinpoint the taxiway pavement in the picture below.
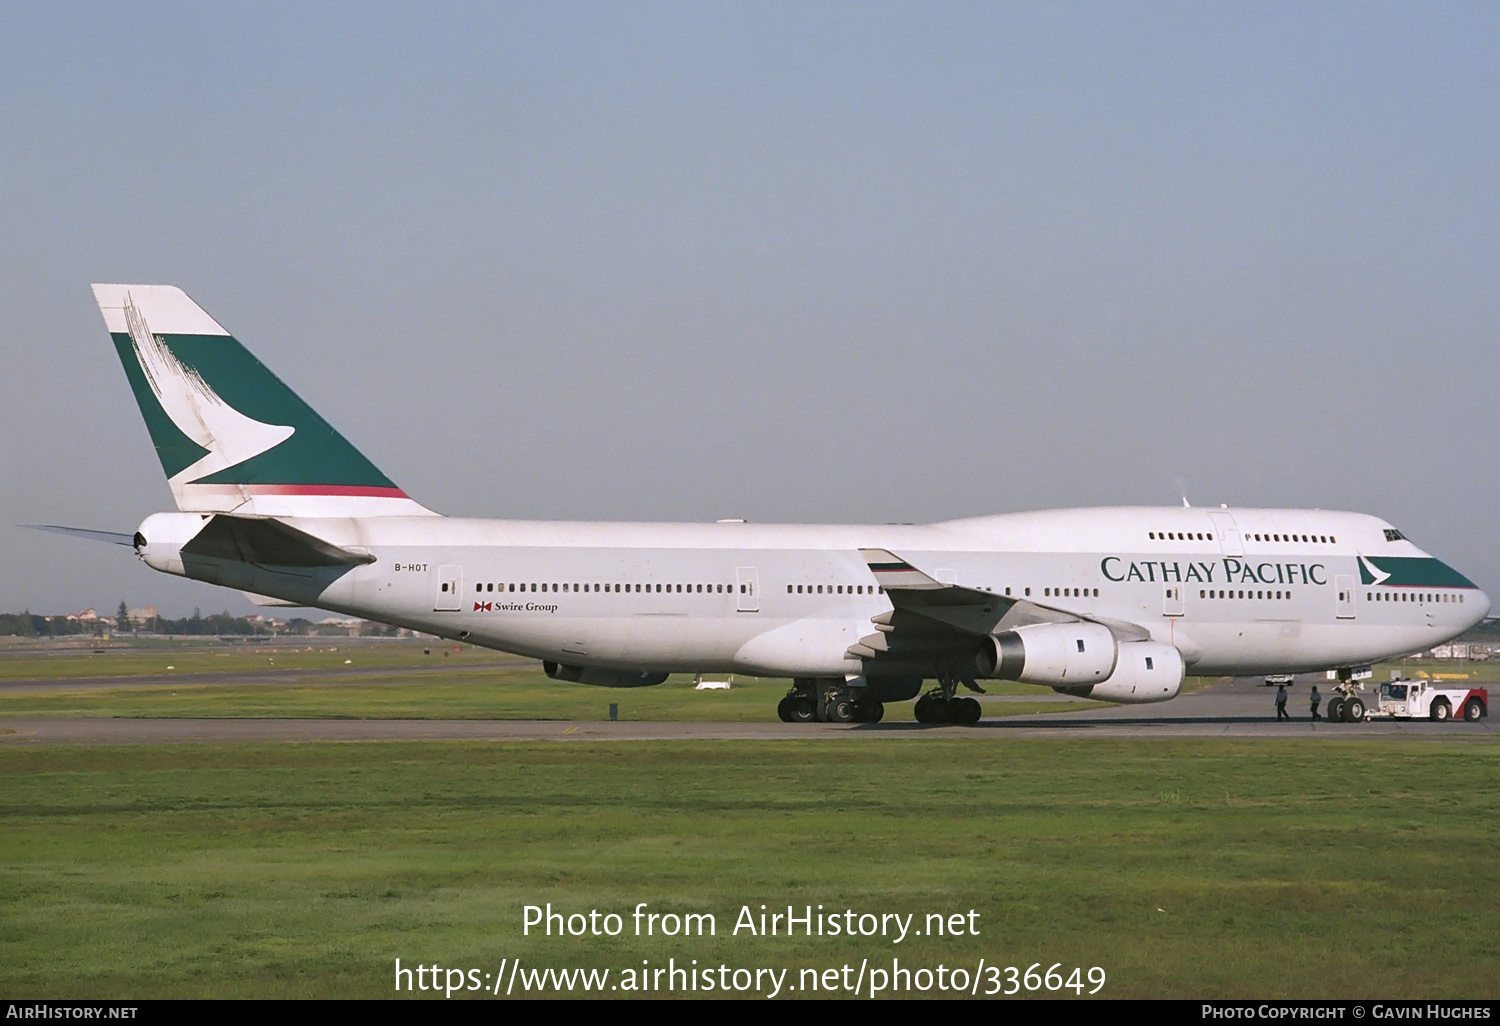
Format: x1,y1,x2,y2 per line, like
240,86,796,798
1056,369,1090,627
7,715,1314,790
0,675,1490,744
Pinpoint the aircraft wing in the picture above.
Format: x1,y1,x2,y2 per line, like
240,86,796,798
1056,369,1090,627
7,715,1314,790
849,548,1149,671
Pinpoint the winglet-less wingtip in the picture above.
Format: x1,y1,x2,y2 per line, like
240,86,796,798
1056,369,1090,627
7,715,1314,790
859,548,946,590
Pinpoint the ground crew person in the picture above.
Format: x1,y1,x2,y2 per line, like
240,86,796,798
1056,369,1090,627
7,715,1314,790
1309,684,1322,722
1275,684,1289,721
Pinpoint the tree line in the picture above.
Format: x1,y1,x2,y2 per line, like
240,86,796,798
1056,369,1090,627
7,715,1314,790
0,610,316,637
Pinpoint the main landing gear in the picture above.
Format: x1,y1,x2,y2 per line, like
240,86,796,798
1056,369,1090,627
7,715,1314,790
776,679,884,724
914,690,982,725
913,666,985,725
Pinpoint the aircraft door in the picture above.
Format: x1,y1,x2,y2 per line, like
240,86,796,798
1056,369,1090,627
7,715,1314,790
1163,584,1185,617
1335,574,1356,619
736,567,759,612
1209,512,1243,556
434,564,463,611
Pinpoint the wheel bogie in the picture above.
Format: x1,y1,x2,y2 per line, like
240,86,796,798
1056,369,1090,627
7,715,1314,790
912,691,981,725
779,683,888,723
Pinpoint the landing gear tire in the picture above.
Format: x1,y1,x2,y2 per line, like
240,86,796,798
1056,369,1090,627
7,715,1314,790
954,697,982,724
777,697,795,722
1431,700,1452,722
827,696,856,724
787,696,816,723
1344,698,1365,723
914,693,946,724
1327,697,1347,723
854,700,884,724
1463,699,1484,722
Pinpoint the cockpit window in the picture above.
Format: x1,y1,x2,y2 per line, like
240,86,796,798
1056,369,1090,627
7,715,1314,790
1383,528,1405,542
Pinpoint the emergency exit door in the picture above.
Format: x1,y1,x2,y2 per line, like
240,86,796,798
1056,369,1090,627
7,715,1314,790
1335,574,1356,619
1163,584,1185,617
1209,511,1243,556
434,565,463,611
736,567,759,612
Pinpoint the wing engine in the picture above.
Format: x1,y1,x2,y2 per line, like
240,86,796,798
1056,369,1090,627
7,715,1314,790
856,548,1182,704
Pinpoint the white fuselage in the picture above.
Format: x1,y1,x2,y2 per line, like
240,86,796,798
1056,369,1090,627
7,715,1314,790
138,505,1490,680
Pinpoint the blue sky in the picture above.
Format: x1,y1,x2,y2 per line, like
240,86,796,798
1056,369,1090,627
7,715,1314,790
2,2,1496,615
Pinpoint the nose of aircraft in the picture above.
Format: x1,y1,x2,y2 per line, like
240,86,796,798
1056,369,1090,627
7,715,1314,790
1473,587,1493,624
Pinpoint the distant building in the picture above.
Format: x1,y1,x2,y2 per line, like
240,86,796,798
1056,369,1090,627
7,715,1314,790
1423,643,1497,660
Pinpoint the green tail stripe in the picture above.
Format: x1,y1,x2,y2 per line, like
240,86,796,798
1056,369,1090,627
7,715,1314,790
111,332,396,488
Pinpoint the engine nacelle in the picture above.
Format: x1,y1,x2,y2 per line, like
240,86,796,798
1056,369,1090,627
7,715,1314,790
544,661,669,688
975,622,1117,686
1054,641,1183,704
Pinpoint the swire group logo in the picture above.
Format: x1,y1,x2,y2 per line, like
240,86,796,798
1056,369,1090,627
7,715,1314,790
471,600,561,609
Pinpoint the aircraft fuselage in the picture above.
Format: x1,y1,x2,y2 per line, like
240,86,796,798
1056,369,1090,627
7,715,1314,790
137,505,1489,680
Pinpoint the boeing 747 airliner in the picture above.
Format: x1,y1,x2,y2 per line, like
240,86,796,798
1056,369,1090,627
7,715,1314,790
59,285,1490,724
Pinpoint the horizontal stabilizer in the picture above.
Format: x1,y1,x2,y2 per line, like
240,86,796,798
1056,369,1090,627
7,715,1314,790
181,515,376,568
241,591,307,607
25,524,136,547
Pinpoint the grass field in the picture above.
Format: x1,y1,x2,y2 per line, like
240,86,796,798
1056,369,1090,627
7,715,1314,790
0,676,1097,721
0,639,513,681
0,640,1103,721
1,739,1496,999
2,640,1496,999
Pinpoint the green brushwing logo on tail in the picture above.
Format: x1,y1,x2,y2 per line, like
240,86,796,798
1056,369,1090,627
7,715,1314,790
108,292,400,493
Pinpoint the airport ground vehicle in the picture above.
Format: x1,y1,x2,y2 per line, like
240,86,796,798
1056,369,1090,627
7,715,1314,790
1326,678,1488,722
1369,680,1487,721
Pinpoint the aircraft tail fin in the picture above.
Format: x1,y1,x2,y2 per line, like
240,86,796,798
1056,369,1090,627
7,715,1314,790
92,284,436,517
